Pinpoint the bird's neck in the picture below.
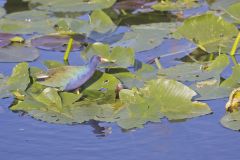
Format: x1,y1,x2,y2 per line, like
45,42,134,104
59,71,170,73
88,62,98,71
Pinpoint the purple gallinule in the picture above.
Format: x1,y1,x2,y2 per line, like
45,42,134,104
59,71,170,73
37,55,108,91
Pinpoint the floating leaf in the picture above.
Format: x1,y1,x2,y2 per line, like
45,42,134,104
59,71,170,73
83,42,135,68
90,10,116,33
225,2,240,24
175,13,238,53
0,7,5,18
221,65,240,88
117,77,212,129
112,23,176,52
7,62,30,91
24,0,117,12
82,71,120,103
5,10,50,21
0,33,17,48
152,0,199,11
43,60,65,69
113,0,156,10
221,88,240,131
0,75,11,99
210,0,239,10
31,35,84,52
11,87,117,124
0,46,39,62
0,18,57,34
160,54,230,82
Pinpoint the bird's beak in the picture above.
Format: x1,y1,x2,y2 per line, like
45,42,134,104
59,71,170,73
100,57,115,63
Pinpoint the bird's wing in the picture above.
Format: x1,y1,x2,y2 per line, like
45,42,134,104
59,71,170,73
37,66,87,90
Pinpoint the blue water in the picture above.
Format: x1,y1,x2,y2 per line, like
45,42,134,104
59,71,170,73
1,0,240,160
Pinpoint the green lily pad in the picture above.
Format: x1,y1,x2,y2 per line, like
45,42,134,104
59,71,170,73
174,13,238,53
191,64,240,100
82,71,120,103
112,23,176,52
11,87,118,124
7,62,30,91
0,75,11,99
24,0,116,12
0,7,5,18
43,60,65,69
221,112,240,131
90,10,116,33
225,2,240,24
83,42,135,68
152,0,199,11
0,18,57,34
210,0,240,10
0,46,39,62
160,54,230,82
117,77,212,129
5,10,50,21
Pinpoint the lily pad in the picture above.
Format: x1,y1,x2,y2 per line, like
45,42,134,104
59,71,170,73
5,10,51,21
0,75,11,99
82,71,120,103
113,0,156,11
90,10,116,33
0,46,39,62
24,0,117,12
31,35,84,52
111,23,177,52
0,33,18,48
160,54,230,82
83,42,135,68
117,77,212,129
152,0,199,11
175,13,239,53
225,2,240,24
7,62,30,91
11,87,117,124
221,88,240,131
0,7,5,18
191,63,240,100
0,18,57,34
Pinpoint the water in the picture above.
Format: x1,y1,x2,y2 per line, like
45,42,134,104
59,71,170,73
1,0,240,160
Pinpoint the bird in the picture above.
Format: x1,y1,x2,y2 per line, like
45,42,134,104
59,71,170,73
36,55,108,91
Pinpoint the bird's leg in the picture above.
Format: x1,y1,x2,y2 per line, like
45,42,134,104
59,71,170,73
74,88,81,95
